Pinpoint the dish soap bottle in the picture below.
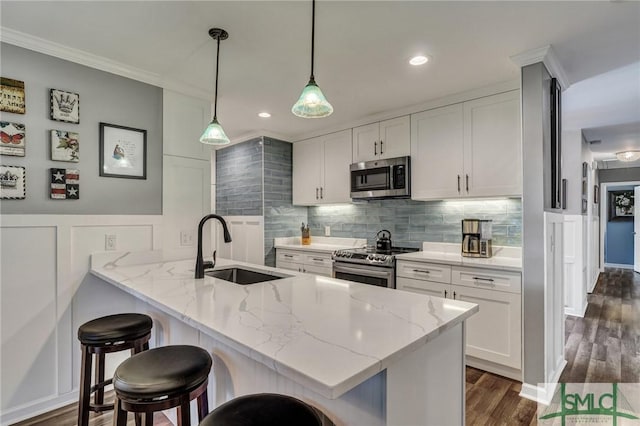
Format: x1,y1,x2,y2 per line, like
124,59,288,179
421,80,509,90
301,222,311,245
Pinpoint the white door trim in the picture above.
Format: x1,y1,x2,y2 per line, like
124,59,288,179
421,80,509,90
599,181,640,272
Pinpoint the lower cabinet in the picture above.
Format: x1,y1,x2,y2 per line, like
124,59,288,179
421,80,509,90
397,260,522,380
276,249,333,277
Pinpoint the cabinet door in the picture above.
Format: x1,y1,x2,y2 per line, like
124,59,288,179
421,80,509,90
451,284,521,369
321,130,352,204
379,116,410,160
410,104,464,200
463,91,521,197
302,263,333,277
292,138,322,205
352,122,379,162
276,260,303,272
396,277,450,298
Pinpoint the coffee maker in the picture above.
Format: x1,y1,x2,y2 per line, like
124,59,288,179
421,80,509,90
461,219,493,258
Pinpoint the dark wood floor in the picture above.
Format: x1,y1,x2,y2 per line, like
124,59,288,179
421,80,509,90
12,268,638,426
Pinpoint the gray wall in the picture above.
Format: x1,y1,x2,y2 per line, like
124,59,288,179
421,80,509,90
263,138,307,267
521,62,552,386
561,130,584,215
215,138,263,216
598,167,640,183
308,198,522,248
0,43,162,214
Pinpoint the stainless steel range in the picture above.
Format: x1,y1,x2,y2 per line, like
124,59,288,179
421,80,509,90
332,246,419,288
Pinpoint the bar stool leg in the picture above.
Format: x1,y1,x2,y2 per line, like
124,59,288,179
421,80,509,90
144,412,154,426
95,352,106,406
197,389,209,422
113,397,127,426
177,401,191,426
77,345,93,426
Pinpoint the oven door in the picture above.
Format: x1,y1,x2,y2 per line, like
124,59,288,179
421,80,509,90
333,263,395,288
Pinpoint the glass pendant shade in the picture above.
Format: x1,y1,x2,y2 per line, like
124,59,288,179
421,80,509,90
616,150,640,162
200,118,230,145
292,80,334,118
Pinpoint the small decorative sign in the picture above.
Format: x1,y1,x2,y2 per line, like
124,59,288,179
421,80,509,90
0,165,25,199
50,89,80,124
50,168,79,200
100,122,146,179
0,121,26,157
0,78,26,114
51,130,79,162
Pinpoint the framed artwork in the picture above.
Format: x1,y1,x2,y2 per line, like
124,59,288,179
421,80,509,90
550,77,562,209
608,190,634,221
593,185,599,204
50,168,79,200
51,130,79,162
582,162,588,178
0,78,25,114
0,121,25,156
50,89,80,124
0,165,25,199
561,179,567,210
99,122,147,179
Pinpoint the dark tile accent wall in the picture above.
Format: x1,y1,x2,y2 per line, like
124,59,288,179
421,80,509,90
216,138,264,216
307,198,522,248
263,138,308,267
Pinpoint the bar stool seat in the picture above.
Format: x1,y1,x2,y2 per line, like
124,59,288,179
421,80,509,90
113,345,212,426
199,393,322,426
77,313,152,426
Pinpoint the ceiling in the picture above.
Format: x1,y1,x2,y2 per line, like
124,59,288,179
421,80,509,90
2,1,639,143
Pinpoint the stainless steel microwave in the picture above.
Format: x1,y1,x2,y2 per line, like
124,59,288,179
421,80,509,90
350,156,410,200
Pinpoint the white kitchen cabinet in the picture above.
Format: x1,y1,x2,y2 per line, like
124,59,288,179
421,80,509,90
396,259,522,380
411,90,521,200
276,249,333,277
293,130,352,205
352,116,410,162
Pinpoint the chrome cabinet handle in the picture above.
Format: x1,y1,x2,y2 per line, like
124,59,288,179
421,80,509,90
413,269,430,274
316,188,319,199
374,141,377,155
312,257,325,262
473,277,495,282
473,276,496,287
453,291,457,300
444,290,448,298
320,187,323,199
380,140,384,154
466,174,469,192
457,175,461,193
284,254,294,258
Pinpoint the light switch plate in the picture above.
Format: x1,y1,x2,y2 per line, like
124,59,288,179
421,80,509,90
105,234,117,251
324,226,330,236
180,230,194,246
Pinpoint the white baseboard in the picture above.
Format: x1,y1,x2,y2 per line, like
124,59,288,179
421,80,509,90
588,271,599,293
564,300,588,318
604,262,634,270
466,356,522,382
0,391,78,426
519,359,567,405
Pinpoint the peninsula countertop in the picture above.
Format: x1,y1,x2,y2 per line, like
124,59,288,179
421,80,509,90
90,250,477,399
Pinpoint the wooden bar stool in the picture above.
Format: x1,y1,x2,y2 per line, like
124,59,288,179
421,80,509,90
77,313,152,426
113,345,212,426
199,393,322,426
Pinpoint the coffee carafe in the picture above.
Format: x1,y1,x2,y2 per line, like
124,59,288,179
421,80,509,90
461,219,493,258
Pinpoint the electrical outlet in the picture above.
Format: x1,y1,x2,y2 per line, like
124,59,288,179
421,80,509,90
325,226,330,236
105,234,117,251
180,230,194,246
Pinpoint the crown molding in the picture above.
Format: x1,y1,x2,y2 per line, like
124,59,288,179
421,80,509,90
510,45,571,91
0,26,211,101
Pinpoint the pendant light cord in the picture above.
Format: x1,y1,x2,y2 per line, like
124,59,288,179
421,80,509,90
214,35,220,120
310,0,315,82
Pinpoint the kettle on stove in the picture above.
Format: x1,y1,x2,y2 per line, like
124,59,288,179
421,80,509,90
375,230,392,254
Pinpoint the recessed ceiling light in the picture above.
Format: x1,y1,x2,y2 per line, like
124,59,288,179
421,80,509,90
409,55,429,66
258,112,271,118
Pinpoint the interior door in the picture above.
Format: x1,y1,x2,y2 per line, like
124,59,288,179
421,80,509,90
635,186,640,273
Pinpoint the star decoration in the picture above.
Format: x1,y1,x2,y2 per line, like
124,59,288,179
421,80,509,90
67,187,78,196
53,171,64,181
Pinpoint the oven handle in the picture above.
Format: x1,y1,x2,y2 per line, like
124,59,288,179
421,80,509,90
333,264,392,279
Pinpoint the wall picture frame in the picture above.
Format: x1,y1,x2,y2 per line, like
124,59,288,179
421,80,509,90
550,77,562,209
0,165,25,199
608,190,634,221
0,121,26,157
0,77,26,114
51,130,79,162
99,122,147,179
50,88,80,124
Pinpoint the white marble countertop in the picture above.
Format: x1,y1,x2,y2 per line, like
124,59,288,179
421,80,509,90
274,236,366,253
395,242,522,272
90,250,477,399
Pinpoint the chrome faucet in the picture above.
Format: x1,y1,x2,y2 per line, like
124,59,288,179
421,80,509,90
195,214,232,279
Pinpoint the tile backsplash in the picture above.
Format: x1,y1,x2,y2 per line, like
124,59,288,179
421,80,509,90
307,198,522,248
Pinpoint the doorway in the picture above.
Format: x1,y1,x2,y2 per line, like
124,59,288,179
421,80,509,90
600,180,640,272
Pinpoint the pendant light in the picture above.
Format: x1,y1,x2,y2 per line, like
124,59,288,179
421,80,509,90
200,28,230,145
291,0,333,118
616,150,640,162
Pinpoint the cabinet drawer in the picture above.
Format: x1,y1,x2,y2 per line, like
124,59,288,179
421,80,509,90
276,250,304,263
451,267,521,294
396,260,451,284
397,277,449,298
276,260,302,272
303,264,332,277
304,253,333,267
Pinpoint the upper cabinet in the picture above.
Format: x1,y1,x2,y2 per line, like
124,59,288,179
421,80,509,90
411,90,521,200
352,116,410,162
293,130,352,205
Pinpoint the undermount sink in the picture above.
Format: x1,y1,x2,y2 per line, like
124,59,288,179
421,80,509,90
204,267,291,285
